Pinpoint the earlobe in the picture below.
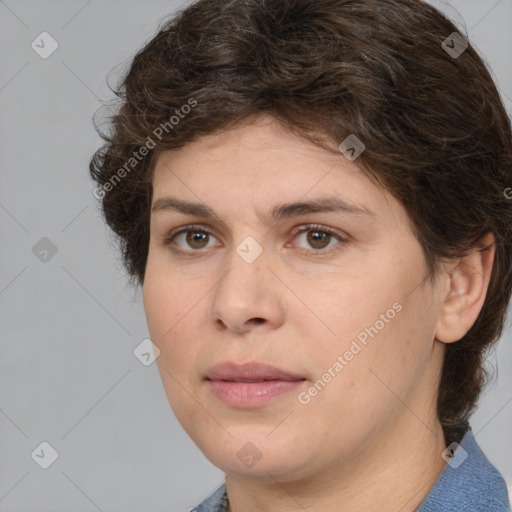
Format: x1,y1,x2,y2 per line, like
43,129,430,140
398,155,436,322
435,233,496,344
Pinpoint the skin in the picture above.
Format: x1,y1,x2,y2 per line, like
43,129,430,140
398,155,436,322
143,114,495,512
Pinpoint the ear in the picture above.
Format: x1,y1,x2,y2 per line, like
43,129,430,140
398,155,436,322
435,232,496,344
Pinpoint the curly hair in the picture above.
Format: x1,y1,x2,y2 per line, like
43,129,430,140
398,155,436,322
89,0,512,445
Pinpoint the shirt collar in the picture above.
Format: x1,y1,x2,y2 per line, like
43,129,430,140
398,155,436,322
416,423,510,511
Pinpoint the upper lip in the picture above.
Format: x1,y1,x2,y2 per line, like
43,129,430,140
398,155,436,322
205,361,305,382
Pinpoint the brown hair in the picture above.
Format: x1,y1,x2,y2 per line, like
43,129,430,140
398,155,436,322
89,0,512,444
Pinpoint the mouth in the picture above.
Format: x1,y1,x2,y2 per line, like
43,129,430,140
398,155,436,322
205,361,306,408
205,361,305,381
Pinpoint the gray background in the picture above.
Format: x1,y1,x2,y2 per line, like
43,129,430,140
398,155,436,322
0,1,511,510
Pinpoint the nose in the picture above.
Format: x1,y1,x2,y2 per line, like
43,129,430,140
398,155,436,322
210,248,286,335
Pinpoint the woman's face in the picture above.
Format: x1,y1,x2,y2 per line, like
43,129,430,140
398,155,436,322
143,114,447,481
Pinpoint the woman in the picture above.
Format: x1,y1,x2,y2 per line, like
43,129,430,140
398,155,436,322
90,0,512,510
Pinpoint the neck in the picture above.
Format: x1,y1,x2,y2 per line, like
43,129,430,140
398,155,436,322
225,416,447,512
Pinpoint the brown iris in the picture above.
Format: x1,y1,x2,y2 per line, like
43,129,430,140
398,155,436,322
306,230,331,250
186,231,209,249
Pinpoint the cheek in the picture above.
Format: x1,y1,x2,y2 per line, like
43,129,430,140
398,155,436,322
298,257,431,400
331,291,436,420
296,266,397,357
143,263,197,366
143,276,171,341
144,267,205,426
144,249,192,332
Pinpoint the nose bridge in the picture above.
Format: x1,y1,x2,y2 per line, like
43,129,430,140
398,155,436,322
210,239,284,332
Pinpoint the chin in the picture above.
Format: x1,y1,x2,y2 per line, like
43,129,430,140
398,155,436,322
197,433,315,481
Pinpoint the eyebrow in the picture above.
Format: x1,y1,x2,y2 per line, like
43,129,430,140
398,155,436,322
151,196,376,221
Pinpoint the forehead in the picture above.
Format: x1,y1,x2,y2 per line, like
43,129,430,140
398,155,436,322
153,115,347,179
151,116,407,230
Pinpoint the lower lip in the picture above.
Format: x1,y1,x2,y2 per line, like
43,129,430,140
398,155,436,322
206,379,305,408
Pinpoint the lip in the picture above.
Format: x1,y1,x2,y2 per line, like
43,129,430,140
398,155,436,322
205,361,306,408
206,361,305,382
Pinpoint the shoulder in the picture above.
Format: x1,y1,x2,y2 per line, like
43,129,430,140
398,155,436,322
416,424,510,511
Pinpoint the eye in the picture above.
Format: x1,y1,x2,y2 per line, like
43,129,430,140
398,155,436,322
291,224,347,254
163,223,347,255
164,224,219,253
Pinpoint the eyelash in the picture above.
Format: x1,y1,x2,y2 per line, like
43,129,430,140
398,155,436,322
163,223,348,256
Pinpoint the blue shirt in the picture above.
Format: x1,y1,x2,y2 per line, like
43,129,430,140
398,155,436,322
192,424,510,511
